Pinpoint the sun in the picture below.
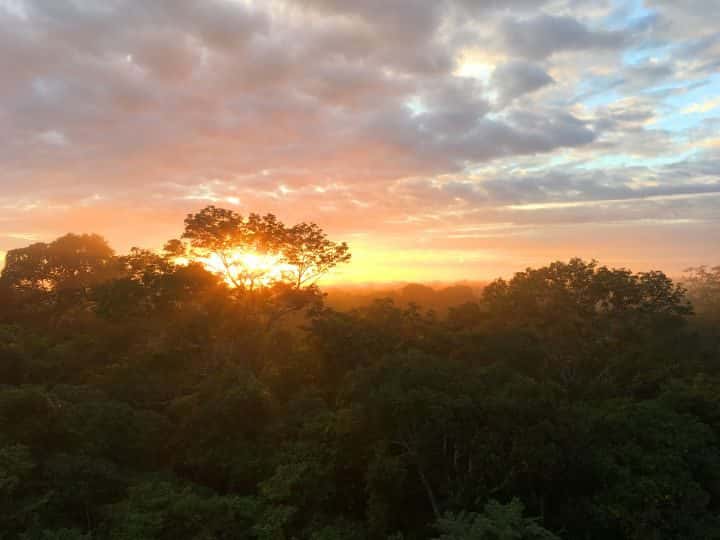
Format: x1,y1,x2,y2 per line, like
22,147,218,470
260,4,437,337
176,249,298,289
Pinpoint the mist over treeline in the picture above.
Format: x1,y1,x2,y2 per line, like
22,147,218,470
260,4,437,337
1,212,719,539
323,283,484,313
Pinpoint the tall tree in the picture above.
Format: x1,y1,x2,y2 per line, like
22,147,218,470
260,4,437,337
1,234,116,294
283,222,350,289
166,206,350,292
0,234,117,317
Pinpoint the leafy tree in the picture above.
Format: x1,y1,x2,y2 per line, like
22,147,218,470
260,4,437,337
684,265,720,327
107,480,257,540
167,205,349,292
169,369,273,492
1,234,116,299
433,499,559,540
283,222,351,288
480,259,692,391
342,352,481,521
0,444,40,533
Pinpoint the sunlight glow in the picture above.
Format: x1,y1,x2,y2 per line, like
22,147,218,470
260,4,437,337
176,249,298,289
453,48,500,83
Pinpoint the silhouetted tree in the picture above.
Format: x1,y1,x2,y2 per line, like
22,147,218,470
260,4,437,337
166,205,349,292
283,222,350,288
1,234,117,317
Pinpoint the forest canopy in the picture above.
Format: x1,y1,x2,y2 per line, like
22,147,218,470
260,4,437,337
0,208,719,540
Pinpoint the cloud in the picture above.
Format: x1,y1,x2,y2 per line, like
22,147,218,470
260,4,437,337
491,60,554,104
0,0,718,278
37,129,68,146
683,97,720,114
499,14,629,60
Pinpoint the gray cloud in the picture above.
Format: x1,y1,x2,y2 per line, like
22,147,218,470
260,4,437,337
491,60,555,103
0,0,604,194
499,14,629,59
398,158,720,211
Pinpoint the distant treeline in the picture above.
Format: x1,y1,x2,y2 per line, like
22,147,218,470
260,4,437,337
1,230,719,540
324,283,485,313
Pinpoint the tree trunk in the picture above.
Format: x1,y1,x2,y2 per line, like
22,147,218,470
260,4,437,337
416,463,441,520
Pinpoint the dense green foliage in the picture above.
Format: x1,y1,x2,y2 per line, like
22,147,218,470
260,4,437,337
1,224,719,539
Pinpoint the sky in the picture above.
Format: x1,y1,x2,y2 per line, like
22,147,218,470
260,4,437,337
1,0,719,283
